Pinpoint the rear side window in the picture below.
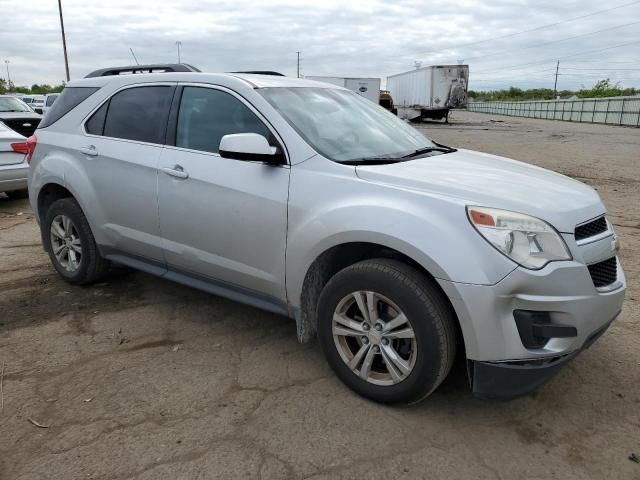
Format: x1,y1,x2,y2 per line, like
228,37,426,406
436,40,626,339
102,86,173,144
85,102,108,135
46,95,58,106
175,87,271,154
39,87,99,128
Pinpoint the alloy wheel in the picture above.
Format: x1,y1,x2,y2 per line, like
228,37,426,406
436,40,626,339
332,291,417,386
50,214,83,272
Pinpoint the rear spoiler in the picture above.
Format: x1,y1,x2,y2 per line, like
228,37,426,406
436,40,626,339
85,63,201,78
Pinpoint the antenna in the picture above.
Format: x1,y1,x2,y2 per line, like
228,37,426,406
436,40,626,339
129,48,140,65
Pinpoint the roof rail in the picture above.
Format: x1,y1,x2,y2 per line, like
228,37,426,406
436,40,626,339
229,71,285,76
84,63,201,78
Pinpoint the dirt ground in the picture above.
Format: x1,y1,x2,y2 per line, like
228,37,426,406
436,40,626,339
1,111,638,479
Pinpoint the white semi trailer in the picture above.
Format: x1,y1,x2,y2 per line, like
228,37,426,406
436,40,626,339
305,76,381,104
387,65,469,122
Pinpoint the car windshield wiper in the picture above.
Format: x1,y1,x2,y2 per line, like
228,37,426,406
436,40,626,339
401,145,457,159
337,156,406,166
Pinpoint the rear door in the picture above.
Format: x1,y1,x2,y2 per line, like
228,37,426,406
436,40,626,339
83,84,175,263
157,84,290,302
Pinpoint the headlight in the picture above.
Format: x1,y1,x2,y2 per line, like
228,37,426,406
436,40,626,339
467,206,571,270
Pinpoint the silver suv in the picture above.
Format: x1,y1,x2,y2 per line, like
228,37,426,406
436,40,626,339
27,66,626,403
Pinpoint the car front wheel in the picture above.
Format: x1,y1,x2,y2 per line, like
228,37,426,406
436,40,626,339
317,259,457,404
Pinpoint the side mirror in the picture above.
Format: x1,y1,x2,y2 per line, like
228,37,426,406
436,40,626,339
219,133,285,164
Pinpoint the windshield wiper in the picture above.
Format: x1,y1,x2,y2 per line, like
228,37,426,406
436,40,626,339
337,156,405,166
401,145,457,159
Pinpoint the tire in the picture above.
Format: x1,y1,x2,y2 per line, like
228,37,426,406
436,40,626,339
43,198,110,285
317,259,457,404
6,189,28,199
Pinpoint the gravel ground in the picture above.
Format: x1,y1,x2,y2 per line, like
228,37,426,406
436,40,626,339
0,111,638,479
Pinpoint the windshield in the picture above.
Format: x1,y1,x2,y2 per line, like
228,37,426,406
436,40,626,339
0,97,31,112
258,87,435,162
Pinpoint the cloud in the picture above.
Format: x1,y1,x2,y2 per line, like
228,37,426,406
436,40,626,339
1,0,638,90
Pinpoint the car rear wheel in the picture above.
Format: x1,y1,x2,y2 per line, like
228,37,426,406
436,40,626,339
43,198,110,285
317,259,457,404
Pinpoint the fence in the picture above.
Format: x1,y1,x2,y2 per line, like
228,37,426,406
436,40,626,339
466,96,640,127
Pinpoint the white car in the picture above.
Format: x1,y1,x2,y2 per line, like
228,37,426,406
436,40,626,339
0,121,30,198
42,93,60,115
30,95,45,114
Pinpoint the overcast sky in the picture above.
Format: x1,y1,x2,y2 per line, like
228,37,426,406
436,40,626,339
1,0,639,91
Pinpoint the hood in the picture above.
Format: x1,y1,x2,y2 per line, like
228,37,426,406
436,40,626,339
355,149,604,233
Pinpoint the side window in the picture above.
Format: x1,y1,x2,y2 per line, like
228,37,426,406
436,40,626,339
175,87,271,154
102,86,173,144
85,102,108,135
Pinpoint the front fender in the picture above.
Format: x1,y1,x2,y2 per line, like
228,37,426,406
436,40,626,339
285,156,516,310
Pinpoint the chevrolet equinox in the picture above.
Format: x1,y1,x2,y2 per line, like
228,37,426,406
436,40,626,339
25,66,626,403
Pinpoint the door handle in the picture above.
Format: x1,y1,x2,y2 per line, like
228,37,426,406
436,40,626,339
161,165,189,179
80,145,98,156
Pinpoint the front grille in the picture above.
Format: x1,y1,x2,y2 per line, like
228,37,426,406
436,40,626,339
575,216,607,241
2,118,41,137
588,257,617,288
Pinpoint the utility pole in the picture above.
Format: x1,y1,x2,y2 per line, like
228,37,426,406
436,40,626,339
296,51,300,78
58,0,70,81
176,41,182,63
553,59,560,98
4,60,11,90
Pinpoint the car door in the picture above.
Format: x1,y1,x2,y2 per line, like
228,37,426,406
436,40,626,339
157,85,290,303
83,84,175,263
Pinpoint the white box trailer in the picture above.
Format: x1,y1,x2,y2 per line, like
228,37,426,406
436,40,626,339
305,76,381,104
387,65,469,122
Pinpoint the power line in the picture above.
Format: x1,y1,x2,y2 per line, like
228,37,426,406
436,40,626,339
393,0,640,59
456,21,640,63
561,67,640,71
472,40,640,75
564,60,639,64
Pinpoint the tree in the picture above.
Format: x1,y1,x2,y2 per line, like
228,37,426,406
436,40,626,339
576,79,622,98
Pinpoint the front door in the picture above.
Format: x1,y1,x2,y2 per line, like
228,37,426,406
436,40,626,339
157,85,290,302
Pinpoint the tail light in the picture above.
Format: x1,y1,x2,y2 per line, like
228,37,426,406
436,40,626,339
11,142,29,154
26,135,37,164
11,135,37,164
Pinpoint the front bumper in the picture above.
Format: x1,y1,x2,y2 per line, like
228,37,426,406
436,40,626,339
437,231,625,398
438,257,626,362
469,312,617,399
